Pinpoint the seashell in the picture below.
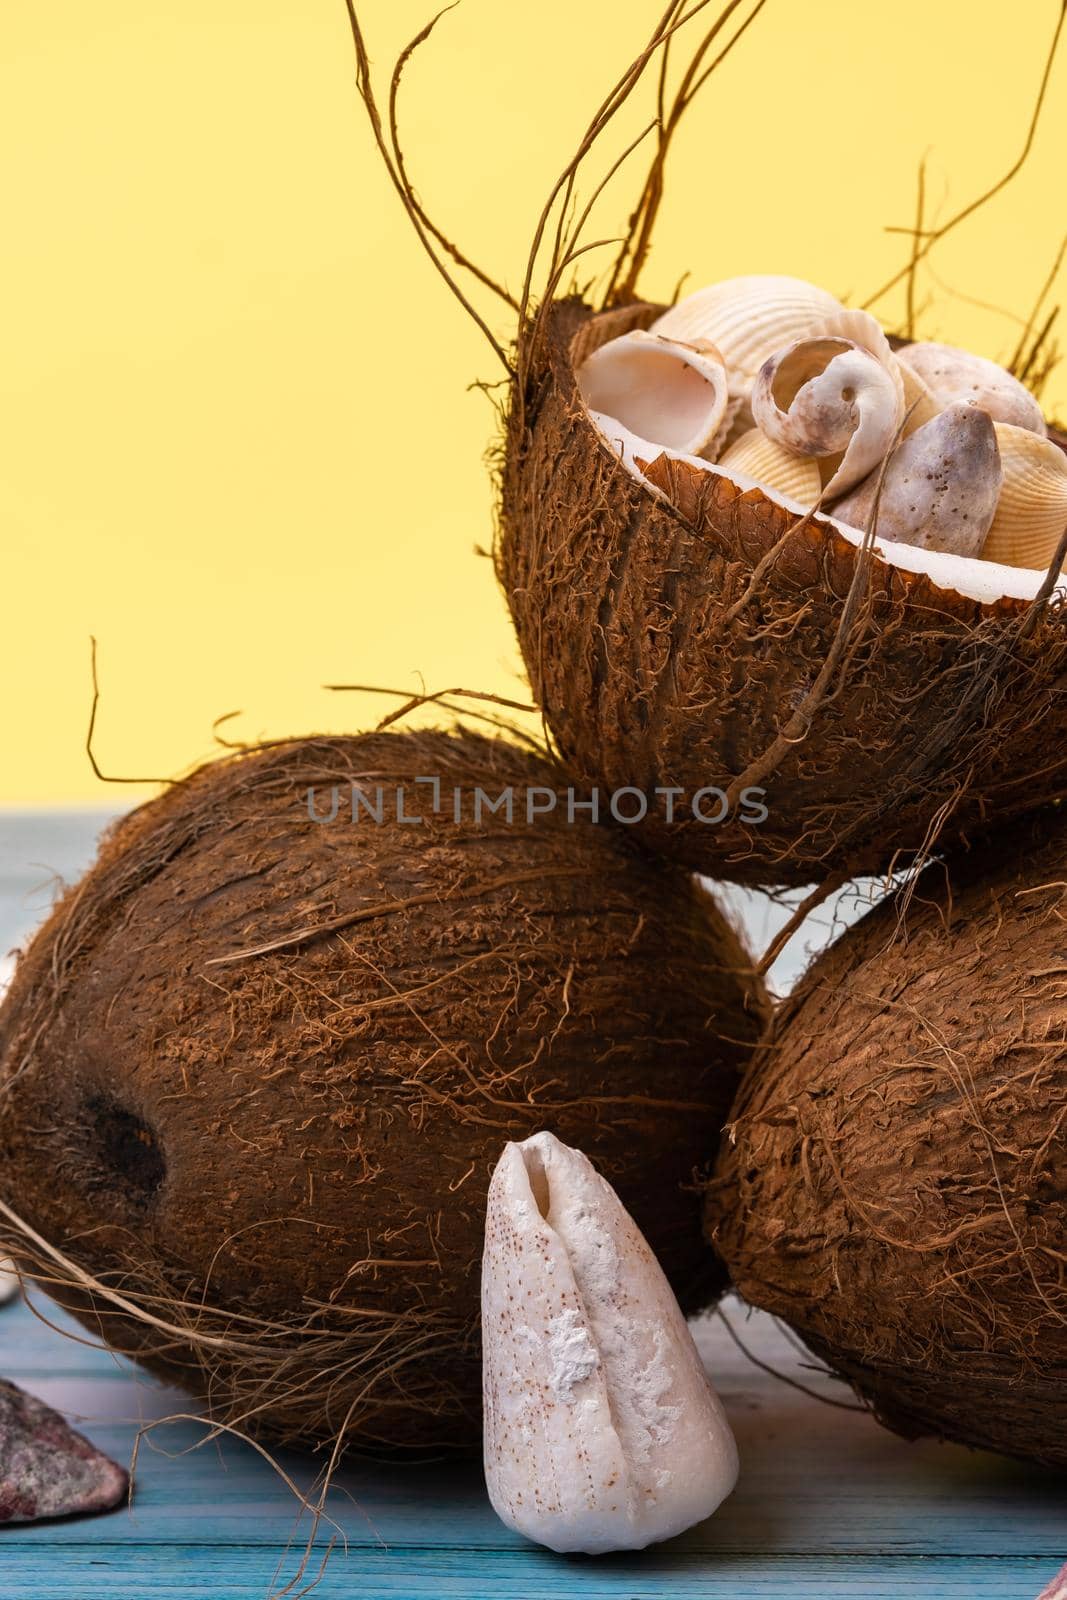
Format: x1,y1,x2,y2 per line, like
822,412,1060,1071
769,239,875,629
981,424,1067,569
813,306,900,370
751,316,905,498
651,275,843,401
482,1130,738,1555
0,1377,129,1523
719,427,823,507
898,360,940,435
834,401,1002,556
0,1260,18,1306
718,399,755,453
897,342,1047,435
699,392,744,463
576,330,730,458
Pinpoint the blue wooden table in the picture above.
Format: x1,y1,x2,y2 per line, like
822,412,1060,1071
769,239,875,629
1,812,1064,1597
1,1290,1063,1598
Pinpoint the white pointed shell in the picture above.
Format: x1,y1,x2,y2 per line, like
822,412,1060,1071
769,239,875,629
651,275,843,400
897,342,1047,435
834,401,1002,556
751,314,905,498
482,1131,738,1555
0,1259,19,1306
981,424,1067,569
576,330,730,458
719,428,823,507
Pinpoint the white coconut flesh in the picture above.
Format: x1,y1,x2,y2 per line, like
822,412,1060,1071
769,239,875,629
587,409,1065,607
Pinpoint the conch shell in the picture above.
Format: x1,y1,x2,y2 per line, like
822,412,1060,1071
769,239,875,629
982,424,1067,570
576,330,730,458
718,427,822,508
651,274,842,402
897,341,1047,435
482,1131,738,1554
751,309,905,498
834,401,1002,556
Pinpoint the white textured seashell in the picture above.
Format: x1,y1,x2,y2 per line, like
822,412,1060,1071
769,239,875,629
0,1259,19,1306
719,428,822,507
811,306,900,371
834,401,1002,556
482,1131,738,1555
576,330,730,458
897,342,1047,435
651,275,843,401
897,360,940,435
751,323,905,498
982,424,1067,569
718,400,755,453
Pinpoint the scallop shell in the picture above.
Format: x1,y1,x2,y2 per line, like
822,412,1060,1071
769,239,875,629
651,275,843,400
897,342,1047,436
834,401,1002,556
576,330,730,457
982,424,1067,569
751,313,905,498
718,428,822,507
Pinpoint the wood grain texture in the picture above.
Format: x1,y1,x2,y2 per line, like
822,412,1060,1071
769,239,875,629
1,1295,1063,1597
0,1547,1058,1600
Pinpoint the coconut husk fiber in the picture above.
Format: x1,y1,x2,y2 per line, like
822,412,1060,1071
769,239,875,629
0,729,765,1454
498,296,1067,887
706,805,1067,1468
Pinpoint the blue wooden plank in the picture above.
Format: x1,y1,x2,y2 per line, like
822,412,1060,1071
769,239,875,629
1,1295,1064,1565
0,1548,1058,1600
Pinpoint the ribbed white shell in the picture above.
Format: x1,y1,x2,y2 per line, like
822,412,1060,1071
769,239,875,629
652,275,842,396
983,424,1067,569
719,428,822,507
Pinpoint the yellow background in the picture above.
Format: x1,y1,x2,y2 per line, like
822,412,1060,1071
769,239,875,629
3,0,1065,804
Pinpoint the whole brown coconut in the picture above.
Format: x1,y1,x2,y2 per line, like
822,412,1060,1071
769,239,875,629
498,298,1067,885
0,730,764,1453
706,806,1067,1467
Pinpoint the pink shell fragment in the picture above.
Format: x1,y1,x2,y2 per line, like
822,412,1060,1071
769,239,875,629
1037,1564,1067,1600
0,1377,128,1523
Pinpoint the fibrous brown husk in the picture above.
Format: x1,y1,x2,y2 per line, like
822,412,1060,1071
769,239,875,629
498,296,1067,886
0,729,764,1453
705,806,1067,1467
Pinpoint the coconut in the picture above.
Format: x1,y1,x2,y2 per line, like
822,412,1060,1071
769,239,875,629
0,730,764,1453
705,806,1067,1467
497,296,1067,887
335,8,1067,889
